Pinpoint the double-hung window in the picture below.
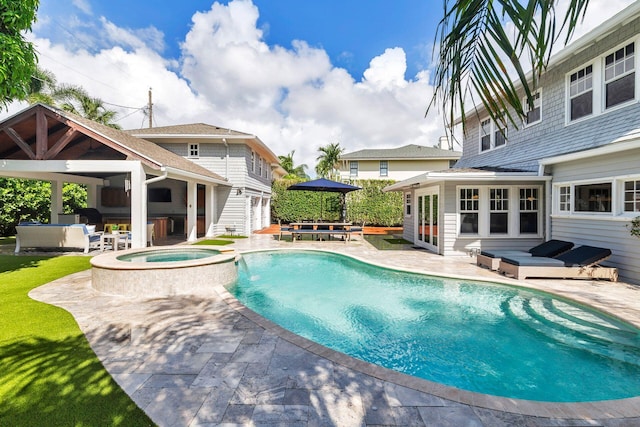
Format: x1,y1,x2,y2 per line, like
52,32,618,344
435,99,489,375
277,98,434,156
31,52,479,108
519,188,539,234
380,160,388,177
258,156,263,177
489,188,509,234
405,193,412,216
605,42,635,109
350,161,358,177
524,90,541,125
459,188,479,234
569,65,593,121
479,117,506,152
251,151,255,173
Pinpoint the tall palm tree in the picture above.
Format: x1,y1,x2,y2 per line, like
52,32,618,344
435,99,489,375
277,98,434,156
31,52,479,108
55,85,122,129
278,150,309,179
428,0,590,133
315,143,344,179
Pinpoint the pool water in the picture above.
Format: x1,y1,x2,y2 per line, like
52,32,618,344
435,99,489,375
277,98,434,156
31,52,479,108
227,251,640,402
117,248,221,263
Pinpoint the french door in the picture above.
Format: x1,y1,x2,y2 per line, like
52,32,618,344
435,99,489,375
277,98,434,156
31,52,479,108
415,187,439,252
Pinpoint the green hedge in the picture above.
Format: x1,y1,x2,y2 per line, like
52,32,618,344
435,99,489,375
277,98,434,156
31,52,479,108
271,178,403,226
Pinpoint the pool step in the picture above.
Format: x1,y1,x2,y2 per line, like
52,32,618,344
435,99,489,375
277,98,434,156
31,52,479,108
505,296,640,366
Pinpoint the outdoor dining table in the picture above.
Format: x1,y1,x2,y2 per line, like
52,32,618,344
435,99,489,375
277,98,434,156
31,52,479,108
289,222,352,241
100,232,129,251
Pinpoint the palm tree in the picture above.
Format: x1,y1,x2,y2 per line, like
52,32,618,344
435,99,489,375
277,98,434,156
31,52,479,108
428,0,590,133
278,150,309,179
27,67,57,105
315,143,344,179
55,85,122,129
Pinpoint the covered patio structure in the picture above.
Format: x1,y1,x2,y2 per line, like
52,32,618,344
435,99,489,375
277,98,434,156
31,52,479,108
0,104,231,248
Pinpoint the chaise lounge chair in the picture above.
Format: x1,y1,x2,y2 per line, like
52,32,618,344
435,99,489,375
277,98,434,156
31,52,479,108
498,245,618,281
476,239,574,270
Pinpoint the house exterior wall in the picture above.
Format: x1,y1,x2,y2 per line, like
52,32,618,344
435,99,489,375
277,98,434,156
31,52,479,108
158,141,274,235
547,149,640,283
339,159,454,181
456,15,640,172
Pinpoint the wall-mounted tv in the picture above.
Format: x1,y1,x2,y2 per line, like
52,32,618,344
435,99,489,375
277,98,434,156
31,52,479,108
148,188,172,202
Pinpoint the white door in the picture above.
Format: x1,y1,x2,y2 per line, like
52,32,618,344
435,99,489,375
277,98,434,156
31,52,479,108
415,187,439,252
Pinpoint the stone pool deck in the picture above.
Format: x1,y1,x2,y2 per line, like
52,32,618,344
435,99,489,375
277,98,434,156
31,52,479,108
29,233,640,426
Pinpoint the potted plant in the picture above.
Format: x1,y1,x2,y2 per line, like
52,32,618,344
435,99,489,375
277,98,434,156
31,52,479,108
110,224,120,234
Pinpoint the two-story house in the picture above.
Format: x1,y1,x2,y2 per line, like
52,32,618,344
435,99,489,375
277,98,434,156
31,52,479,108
0,103,284,246
338,142,461,182
386,2,640,284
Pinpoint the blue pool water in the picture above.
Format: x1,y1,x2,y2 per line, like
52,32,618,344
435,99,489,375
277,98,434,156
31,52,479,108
227,251,640,402
117,248,221,263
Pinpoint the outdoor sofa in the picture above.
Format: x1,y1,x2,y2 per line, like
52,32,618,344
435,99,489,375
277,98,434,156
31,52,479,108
498,245,618,281
15,223,102,254
476,239,574,270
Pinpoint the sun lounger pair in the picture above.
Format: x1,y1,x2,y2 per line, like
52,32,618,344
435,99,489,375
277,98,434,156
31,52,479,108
499,245,618,281
476,239,574,270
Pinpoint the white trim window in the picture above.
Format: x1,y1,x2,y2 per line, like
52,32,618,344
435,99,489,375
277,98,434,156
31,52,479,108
524,90,541,125
459,188,479,234
479,117,507,152
605,42,635,109
251,151,255,173
569,64,593,121
519,188,539,234
624,180,640,213
188,143,199,158
405,193,412,216
380,160,388,177
350,161,358,177
258,156,263,177
575,182,612,213
489,188,509,234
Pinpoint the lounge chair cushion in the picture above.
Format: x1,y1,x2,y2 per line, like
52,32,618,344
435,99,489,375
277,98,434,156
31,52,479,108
480,239,573,259
500,256,566,267
553,245,612,267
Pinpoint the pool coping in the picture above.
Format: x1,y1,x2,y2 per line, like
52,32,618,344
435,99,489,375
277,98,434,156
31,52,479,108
222,247,640,419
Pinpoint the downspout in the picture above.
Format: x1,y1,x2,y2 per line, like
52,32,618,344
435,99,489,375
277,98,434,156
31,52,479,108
222,138,229,179
145,169,168,185
539,163,552,241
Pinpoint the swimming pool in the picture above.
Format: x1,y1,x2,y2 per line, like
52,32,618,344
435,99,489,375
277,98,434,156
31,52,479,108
227,250,640,402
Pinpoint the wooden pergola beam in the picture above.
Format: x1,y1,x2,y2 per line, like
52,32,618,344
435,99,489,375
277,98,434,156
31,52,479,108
2,127,35,159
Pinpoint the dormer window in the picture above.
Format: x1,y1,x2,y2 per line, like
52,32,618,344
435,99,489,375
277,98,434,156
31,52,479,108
524,90,541,125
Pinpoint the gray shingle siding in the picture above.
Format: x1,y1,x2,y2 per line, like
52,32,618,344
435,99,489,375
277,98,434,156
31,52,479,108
456,15,640,170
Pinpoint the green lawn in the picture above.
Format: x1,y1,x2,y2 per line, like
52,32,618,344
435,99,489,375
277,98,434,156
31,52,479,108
0,255,154,426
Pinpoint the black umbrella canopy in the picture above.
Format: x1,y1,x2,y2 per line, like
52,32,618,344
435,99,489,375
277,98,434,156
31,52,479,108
287,178,361,193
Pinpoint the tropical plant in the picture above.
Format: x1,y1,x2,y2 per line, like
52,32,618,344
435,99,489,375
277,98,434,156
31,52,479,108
55,85,122,129
627,216,640,238
0,0,39,109
27,66,57,105
315,142,344,179
278,150,309,179
429,0,590,133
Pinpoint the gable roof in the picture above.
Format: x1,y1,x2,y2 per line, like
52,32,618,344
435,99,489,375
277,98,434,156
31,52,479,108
0,104,229,185
341,144,461,160
127,123,281,164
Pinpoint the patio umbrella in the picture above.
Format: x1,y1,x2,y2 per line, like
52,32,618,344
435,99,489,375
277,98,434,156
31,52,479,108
287,178,361,220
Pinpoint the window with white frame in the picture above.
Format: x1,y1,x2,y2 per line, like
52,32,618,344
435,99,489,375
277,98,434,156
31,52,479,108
524,90,541,125
251,151,255,173
605,42,635,109
559,186,571,212
519,188,539,234
258,156,263,177
489,188,509,234
624,180,640,213
350,161,358,177
405,193,412,216
569,65,593,121
479,117,506,152
188,143,199,157
459,188,479,234
380,160,388,177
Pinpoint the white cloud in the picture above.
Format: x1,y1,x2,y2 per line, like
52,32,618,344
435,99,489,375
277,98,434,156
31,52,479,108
13,0,632,172
72,0,92,15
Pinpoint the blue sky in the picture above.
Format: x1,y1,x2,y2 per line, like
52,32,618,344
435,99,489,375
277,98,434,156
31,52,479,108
11,0,636,170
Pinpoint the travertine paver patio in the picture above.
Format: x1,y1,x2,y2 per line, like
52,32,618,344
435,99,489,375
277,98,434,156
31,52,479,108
29,233,640,426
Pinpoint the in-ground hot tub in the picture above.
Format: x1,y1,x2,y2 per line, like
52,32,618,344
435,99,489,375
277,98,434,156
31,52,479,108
90,246,238,298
